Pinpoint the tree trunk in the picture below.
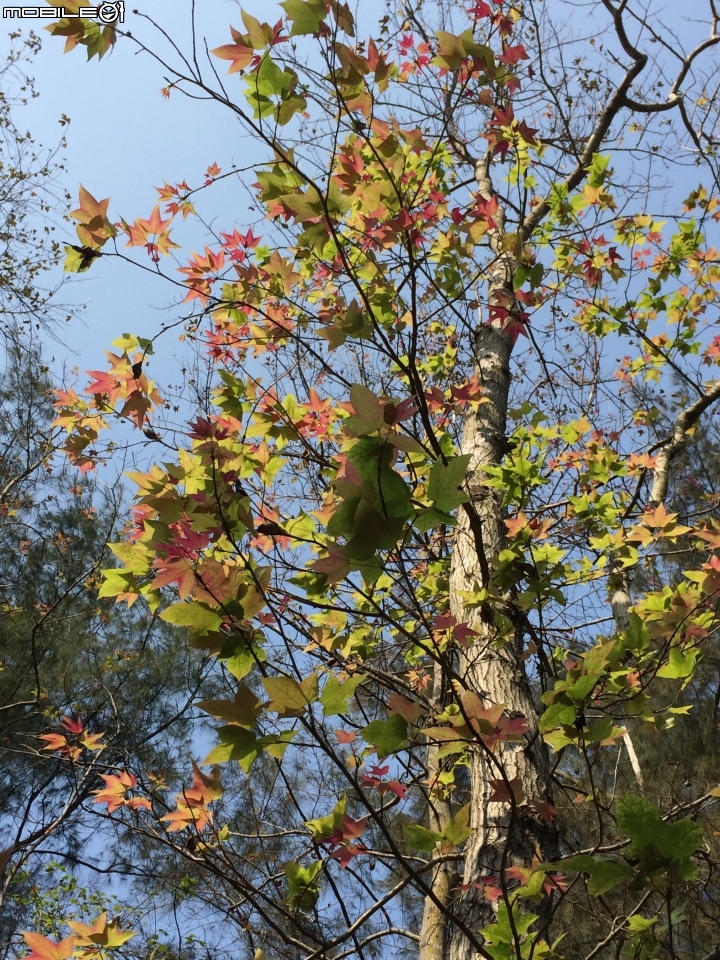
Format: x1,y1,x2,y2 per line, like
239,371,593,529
447,326,558,960
420,158,558,960
419,663,455,960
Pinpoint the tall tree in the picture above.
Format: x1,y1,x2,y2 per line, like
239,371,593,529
23,3,720,960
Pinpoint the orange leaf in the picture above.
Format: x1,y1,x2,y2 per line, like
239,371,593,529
92,770,139,812
38,733,68,752
21,934,75,960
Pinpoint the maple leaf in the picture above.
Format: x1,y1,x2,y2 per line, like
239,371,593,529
61,717,84,734
124,207,178,259
80,731,106,751
387,692,422,722
488,776,525,804
21,934,75,960
434,614,457,631
359,767,408,799
38,733,69,752
482,881,504,902
320,810,368,868
211,27,256,74
328,842,366,868
162,761,223,833
310,543,352,583
497,43,529,66
528,799,556,825
119,390,153,430
70,186,115,250
93,770,148,813
468,1,492,16
695,524,720,548
335,729,357,744
66,914,135,952
450,375,486,410
453,622,479,647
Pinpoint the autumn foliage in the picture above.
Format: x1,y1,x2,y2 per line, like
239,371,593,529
14,1,720,959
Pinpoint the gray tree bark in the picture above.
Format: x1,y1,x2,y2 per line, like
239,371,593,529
417,157,559,960
446,312,557,960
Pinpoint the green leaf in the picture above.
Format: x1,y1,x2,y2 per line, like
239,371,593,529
326,497,360,537
204,726,260,773
565,673,600,701
345,384,386,436
584,717,614,743
659,818,704,862
284,860,322,911
514,869,546,899
223,646,256,680
657,645,697,681
160,602,223,636
305,795,347,840
428,455,471,512
443,804,471,846
98,569,137,599
539,700,576,733
280,0,327,36
259,730,297,760
344,499,406,560
241,9,272,47
252,55,292,98
405,824,443,851
583,639,618,674
197,682,263,727
413,506,458,533
616,795,703,862
542,855,633,896
347,439,413,518
587,152,611,187
276,94,308,126
484,902,537,946
361,714,408,759
320,673,365,717
263,673,318,717
63,244,98,273
586,859,634,895
615,795,663,854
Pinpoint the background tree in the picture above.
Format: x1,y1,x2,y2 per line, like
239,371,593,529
0,35,212,959
0,31,71,336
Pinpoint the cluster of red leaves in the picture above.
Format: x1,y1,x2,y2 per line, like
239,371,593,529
39,717,105,762
93,770,151,813
359,763,408,800
161,761,223,832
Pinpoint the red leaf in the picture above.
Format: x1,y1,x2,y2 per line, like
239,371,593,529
529,799,556,825
488,776,525,804
61,717,84,734
498,43,529,66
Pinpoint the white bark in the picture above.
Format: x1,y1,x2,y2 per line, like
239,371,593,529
439,158,557,960
447,322,557,960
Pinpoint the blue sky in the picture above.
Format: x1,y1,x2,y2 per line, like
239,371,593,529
2,1,715,395
0,0,387,385
4,2,265,378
